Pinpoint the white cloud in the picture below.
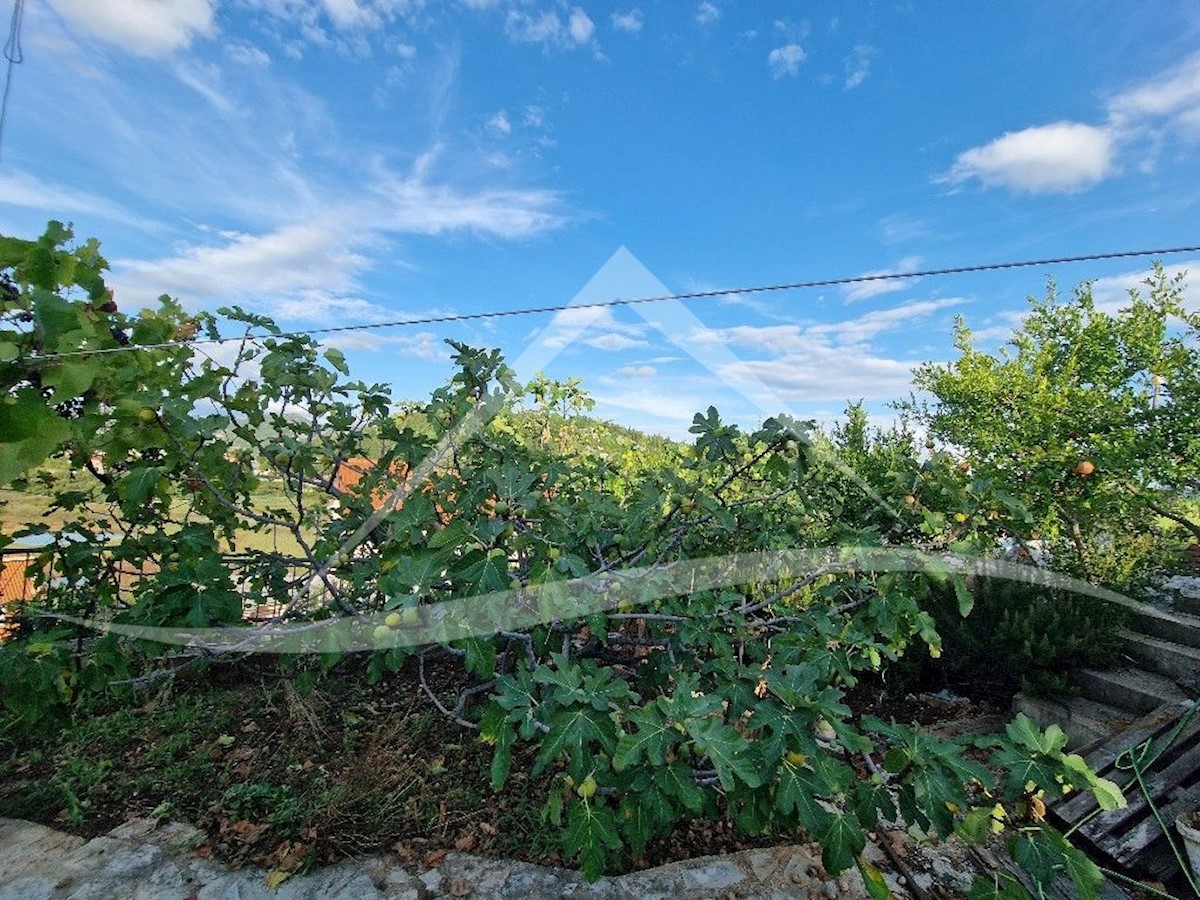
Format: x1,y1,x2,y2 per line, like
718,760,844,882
323,330,449,360
48,0,217,57
842,256,923,302
689,297,963,354
879,214,934,245
767,44,805,79
0,171,152,229
695,2,721,25
615,365,657,377
843,43,875,90
585,333,648,351
524,105,546,127
505,7,595,49
538,306,648,352
612,9,643,33
938,55,1200,196
112,221,371,311
593,387,712,432
369,150,564,238
1085,261,1200,315
488,110,512,135
568,8,595,44
816,297,963,344
942,121,1115,194
226,41,272,67
716,350,916,402
1108,52,1200,135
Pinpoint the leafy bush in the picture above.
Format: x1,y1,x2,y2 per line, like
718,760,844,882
919,575,1130,698
0,222,1135,895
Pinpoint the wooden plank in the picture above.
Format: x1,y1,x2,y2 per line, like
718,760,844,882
969,845,1133,900
1055,703,1195,823
1081,737,1200,845
1110,783,1200,869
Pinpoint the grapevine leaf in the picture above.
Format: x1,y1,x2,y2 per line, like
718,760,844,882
41,361,96,402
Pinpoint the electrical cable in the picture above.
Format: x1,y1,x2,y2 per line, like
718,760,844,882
0,0,25,160
20,242,1200,362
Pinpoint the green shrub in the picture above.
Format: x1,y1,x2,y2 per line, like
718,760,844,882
921,575,1130,698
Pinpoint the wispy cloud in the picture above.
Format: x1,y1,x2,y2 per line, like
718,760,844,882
0,171,154,230
322,330,450,361
488,110,513,135
48,0,217,57
1085,260,1200,314
615,364,657,377
612,9,644,34
842,256,923,302
538,306,649,352
715,350,917,402
685,298,963,401
843,43,875,90
111,221,372,313
505,6,596,50
225,41,271,67
767,44,805,79
695,2,721,26
369,155,565,238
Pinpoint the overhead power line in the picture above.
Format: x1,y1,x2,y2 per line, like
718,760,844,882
24,243,1200,362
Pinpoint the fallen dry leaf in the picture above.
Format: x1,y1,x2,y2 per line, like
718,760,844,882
448,876,473,897
222,820,267,843
423,848,447,868
266,840,308,872
265,869,292,889
454,831,478,852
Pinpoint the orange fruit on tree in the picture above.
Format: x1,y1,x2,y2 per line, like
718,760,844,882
1074,460,1095,477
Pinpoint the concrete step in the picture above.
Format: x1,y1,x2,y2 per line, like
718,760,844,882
1129,605,1200,650
1158,574,1200,617
1012,693,1137,751
1118,630,1200,683
1073,666,1188,716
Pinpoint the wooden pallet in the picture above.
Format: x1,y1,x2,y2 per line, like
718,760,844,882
1052,699,1200,884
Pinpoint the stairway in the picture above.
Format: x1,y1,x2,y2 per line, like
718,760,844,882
1015,580,1200,749
1015,578,1200,891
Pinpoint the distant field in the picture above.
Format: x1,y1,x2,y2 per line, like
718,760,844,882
0,465,312,558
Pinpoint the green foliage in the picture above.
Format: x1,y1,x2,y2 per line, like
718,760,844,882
0,222,1132,890
901,269,1200,585
919,576,1130,697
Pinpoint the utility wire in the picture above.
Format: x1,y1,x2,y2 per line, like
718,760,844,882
24,243,1200,362
0,0,24,160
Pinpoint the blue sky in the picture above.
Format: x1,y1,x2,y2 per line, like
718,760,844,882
2,1,1200,437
